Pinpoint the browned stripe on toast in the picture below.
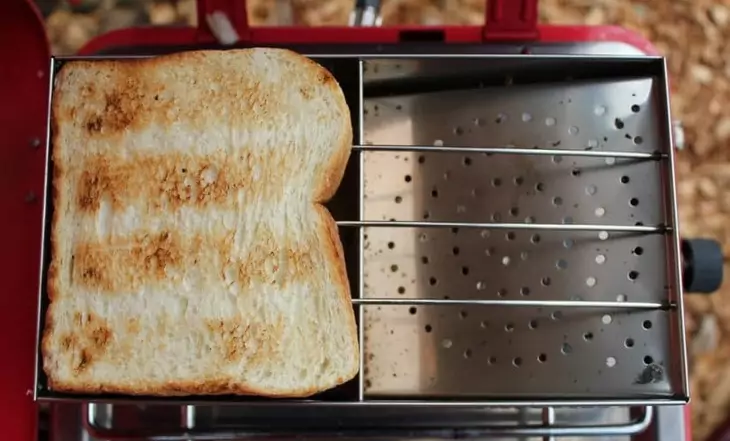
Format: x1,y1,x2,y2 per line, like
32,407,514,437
71,228,320,294
75,152,293,213
55,312,113,375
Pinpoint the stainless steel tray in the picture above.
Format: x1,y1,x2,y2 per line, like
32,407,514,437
35,53,686,411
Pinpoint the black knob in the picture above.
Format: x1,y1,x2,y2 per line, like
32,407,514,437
682,238,724,294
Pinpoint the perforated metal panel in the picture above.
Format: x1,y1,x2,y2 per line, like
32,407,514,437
360,58,685,400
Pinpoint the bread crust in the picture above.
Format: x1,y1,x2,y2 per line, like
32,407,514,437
43,48,358,397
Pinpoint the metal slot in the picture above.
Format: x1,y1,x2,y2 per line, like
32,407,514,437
82,402,654,440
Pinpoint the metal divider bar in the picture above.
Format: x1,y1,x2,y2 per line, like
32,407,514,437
351,298,667,308
336,220,666,233
357,59,366,403
353,144,664,159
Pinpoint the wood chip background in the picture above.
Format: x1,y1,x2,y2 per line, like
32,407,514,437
40,0,730,438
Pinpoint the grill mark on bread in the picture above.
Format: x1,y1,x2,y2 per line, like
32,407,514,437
73,231,184,292
73,229,317,293
207,319,284,364
57,312,112,375
75,153,287,213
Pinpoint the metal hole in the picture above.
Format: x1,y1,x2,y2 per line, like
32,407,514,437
387,241,395,249
421,256,429,264
568,126,579,135
541,277,551,286
390,264,398,272
538,353,547,363
561,343,572,354
553,196,563,206
634,136,643,145
418,155,425,164
505,323,515,332
606,356,617,367
429,277,437,286
556,259,568,270
631,104,641,113
605,157,616,165
520,251,529,260
642,320,653,330
419,233,428,242
476,281,486,290
492,178,502,187
464,349,472,359
434,139,444,146
586,276,597,287
512,357,523,367
459,310,468,319
586,185,597,195
461,266,470,276
488,356,497,365
587,139,598,149
520,287,531,296
452,246,460,255
452,227,460,234
491,212,502,222
495,113,507,123
625,338,635,348
525,216,535,223
535,182,545,192
404,175,412,182
595,254,606,264
552,155,563,164
629,197,639,207
571,168,581,177
485,247,495,256
563,239,574,249
409,307,417,315
506,231,516,241
615,118,625,129
583,332,594,341
454,126,464,136
551,311,563,320
562,216,574,224
628,270,639,281
595,207,605,217
529,319,538,329
473,118,484,127
531,234,541,244
480,229,490,239
521,112,532,122
621,175,630,184
431,189,439,198
480,320,489,328
643,355,654,365
617,294,627,302
545,117,556,126
463,156,472,166
633,246,644,255
397,286,405,294
602,314,613,325
509,207,519,216
594,105,607,116
598,231,609,240
497,288,507,297
394,196,402,203
425,324,432,333
442,339,453,349
501,256,511,266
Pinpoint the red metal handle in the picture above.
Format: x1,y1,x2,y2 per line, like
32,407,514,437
484,0,539,41
191,0,539,43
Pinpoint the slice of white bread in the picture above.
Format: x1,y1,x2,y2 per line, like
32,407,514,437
42,48,359,397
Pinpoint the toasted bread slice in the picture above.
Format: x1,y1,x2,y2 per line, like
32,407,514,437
42,48,358,397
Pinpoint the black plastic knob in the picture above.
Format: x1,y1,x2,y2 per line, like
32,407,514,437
682,238,724,294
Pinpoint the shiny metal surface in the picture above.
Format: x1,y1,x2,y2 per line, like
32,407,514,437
360,58,684,400
42,44,687,440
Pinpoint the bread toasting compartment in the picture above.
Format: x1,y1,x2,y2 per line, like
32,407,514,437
37,51,364,400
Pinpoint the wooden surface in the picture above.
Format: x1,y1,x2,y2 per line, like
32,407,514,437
40,0,730,439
